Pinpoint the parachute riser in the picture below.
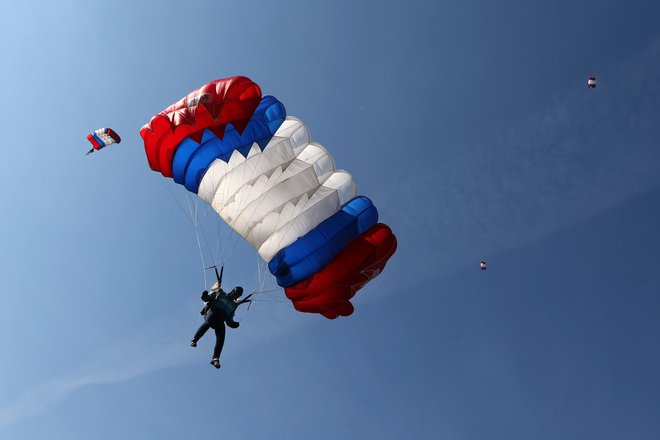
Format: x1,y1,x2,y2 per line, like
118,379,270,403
205,264,224,287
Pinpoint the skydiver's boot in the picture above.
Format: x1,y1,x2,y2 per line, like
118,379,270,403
210,358,221,369
190,340,197,347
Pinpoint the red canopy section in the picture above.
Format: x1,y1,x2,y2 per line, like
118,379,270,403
140,76,262,177
284,224,398,319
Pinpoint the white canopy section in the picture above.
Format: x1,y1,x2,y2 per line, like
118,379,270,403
197,116,358,262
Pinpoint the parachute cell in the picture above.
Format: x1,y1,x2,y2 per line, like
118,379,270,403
140,76,397,318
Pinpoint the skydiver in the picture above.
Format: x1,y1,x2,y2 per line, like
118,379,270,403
190,281,250,369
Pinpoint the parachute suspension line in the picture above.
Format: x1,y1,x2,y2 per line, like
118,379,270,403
237,259,283,322
215,211,223,268
192,158,228,274
189,189,235,289
254,255,267,299
159,176,219,289
157,178,207,288
234,258,260,321
257,255,264,292
158,177,196,225
158,170,233,290
182,191,208,288
158,176,216,262
247,257,289,306
192,198,207,288
190,195,225,289
196,163,227,274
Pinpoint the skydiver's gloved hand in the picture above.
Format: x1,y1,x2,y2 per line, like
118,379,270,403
201,290,210,302
227,321,240,329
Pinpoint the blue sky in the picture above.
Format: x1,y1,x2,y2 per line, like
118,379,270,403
1,0,660,438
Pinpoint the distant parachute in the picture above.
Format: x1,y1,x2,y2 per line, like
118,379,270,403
140,76,397,319
480,260,487,271
587,76,596,89
86,128,121,155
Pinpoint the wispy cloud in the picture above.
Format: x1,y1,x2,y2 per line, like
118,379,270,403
0,310,191,429
0,301,300,430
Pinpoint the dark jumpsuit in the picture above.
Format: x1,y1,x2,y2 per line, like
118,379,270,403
192,289,239,359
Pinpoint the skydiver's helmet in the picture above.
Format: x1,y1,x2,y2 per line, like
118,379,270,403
230,286,244,298
211,280,221,292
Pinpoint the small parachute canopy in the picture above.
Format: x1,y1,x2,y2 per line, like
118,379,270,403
480,260,487,270
587,76,596,88
87,128,121,155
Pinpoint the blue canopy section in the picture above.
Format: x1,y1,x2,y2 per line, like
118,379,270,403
171,95,286,193
268,196,378,287
91,133,106,147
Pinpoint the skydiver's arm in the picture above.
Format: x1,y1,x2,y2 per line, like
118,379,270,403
238,293,254,306
226,315,240,329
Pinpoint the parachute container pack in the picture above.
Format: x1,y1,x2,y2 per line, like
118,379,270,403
140,76,397,319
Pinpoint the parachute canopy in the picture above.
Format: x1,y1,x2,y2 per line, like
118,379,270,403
87,128,121,155
140,76,397,319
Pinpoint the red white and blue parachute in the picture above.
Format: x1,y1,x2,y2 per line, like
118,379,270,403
140,76,397,319
87,128,121,155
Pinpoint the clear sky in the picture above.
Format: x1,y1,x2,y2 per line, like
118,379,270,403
1,0,660,438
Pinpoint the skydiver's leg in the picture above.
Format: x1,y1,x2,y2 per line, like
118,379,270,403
192,322,210,344
192,310,216,343
212,323,226,360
